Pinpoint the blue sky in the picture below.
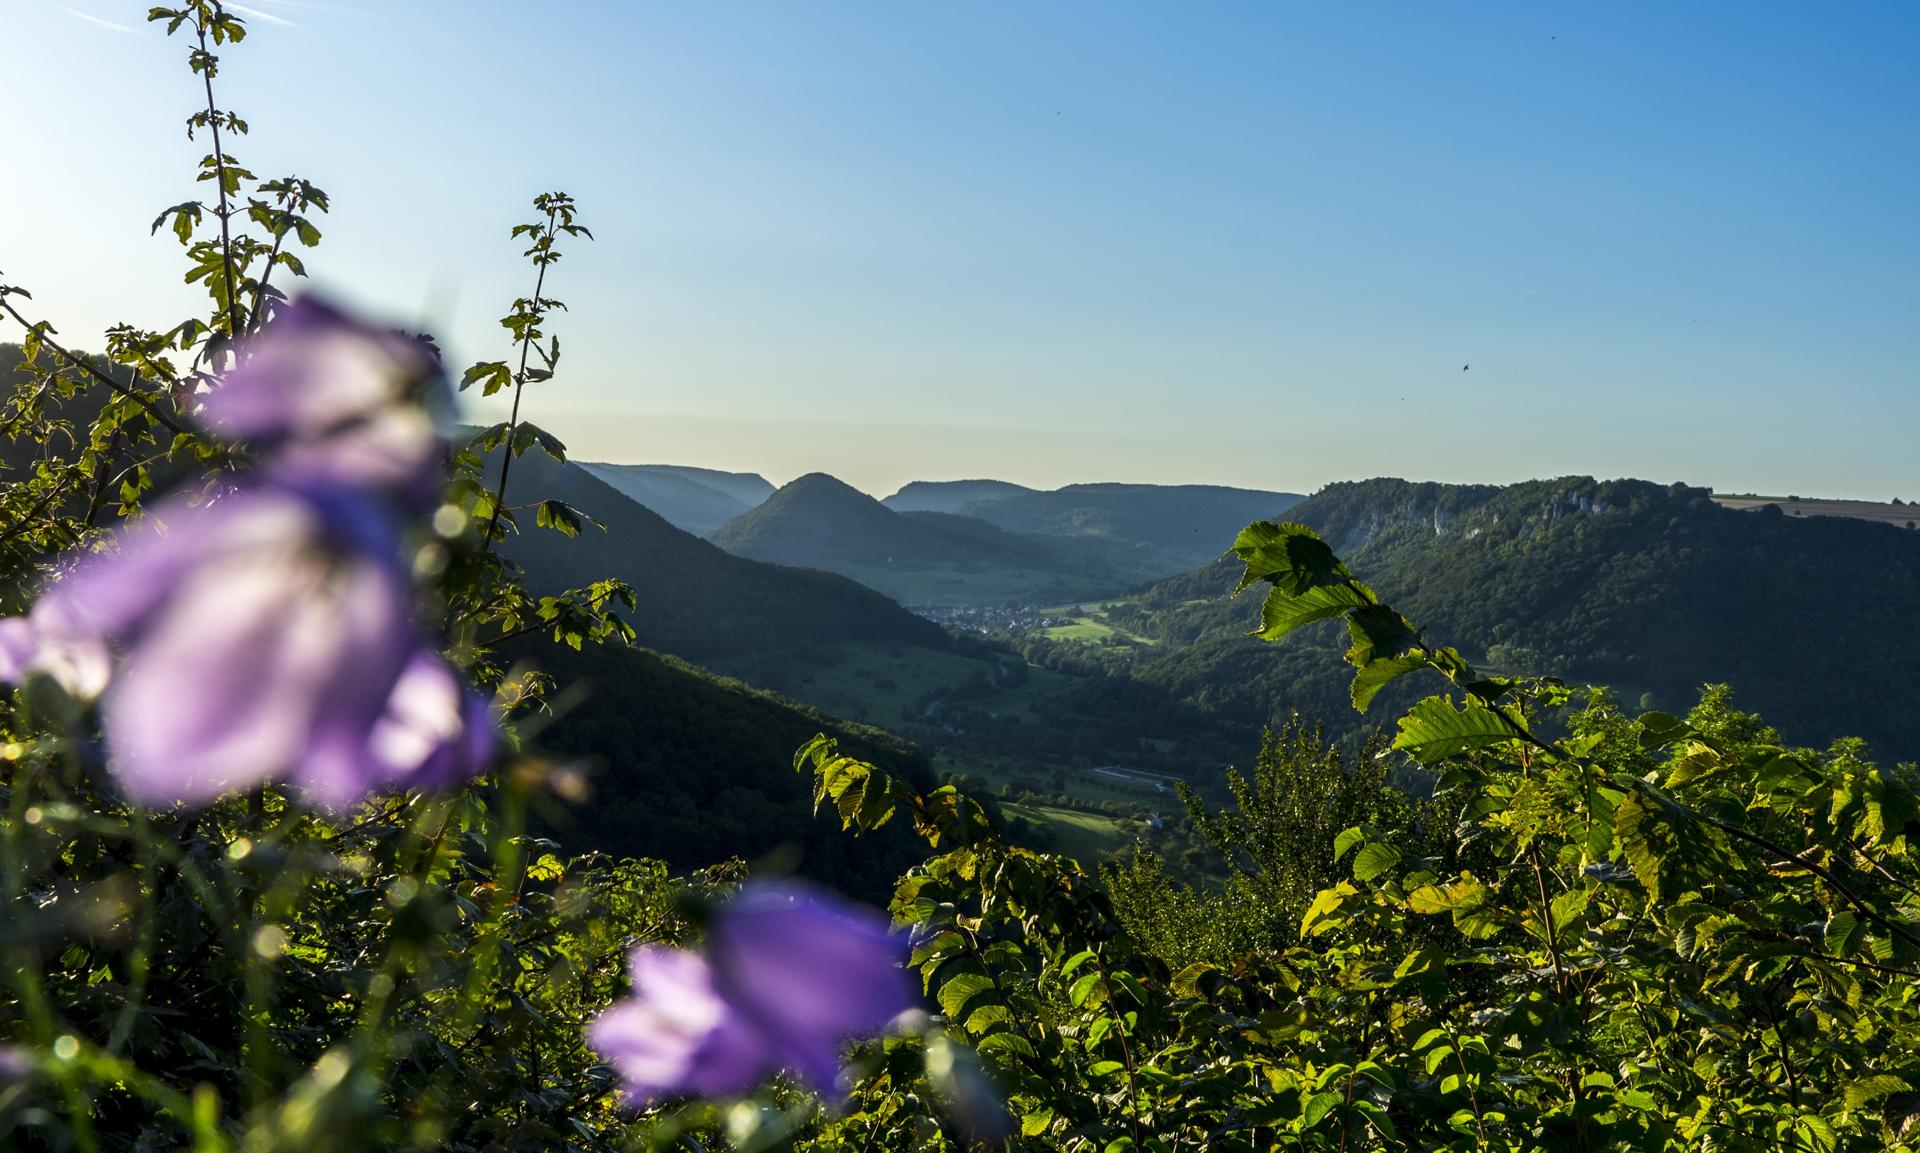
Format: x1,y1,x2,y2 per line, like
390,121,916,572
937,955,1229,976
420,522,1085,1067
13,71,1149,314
8,1,1918,497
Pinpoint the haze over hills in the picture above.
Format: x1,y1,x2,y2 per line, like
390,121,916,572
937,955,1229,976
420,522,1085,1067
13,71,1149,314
700,472,1312,604
882,479,1038,513
1090,476,1920,760
705,472,1082,604
472,448,1920,865
955,483,1307,572
494,450,948,659
575,461,775,534
709,473,1047,568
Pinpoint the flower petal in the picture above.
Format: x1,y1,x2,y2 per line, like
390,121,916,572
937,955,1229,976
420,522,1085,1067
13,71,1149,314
708,882,916,1094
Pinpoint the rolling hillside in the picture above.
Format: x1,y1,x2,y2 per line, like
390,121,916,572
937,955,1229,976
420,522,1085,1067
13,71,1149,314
575,461,774,533
1098,477,1920,760
495,451,950,659
704,472,1116,603
710,472,1047,569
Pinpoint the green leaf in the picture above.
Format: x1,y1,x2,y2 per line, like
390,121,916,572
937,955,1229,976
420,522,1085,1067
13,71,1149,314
1254,583,1370,641
1068,971,1105,1008
1352,842,1402,882
1170,961,1222,998
1407,876,1499,937
1230,521,1352,595
1351,652,1429,712
1345,604,1418,664
1392,696,1517,762
1352,1099,1397,1140
1620,786,1712,905
1300,882,1360,938
1301,1091,1342,1128
1844,1073,1910,1110
461,361,512,396
1332,825,1367,862
534,499,585,537
937,972,995,1018
977,1031,1036,1060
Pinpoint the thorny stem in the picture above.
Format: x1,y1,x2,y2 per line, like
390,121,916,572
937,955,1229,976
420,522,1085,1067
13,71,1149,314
249,229,287,334
195,13,244,343
480,205,559,553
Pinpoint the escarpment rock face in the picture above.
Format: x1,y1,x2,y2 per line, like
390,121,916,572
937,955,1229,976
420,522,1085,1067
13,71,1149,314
1105,474,1920,761
1300,478,1697,554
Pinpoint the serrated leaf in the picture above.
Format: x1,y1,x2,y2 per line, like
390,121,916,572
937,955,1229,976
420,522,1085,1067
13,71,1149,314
1254,583,1370,641
1393,696,1517,762
1352,842,1402,882
1301,1090,1342,1128
937,972,995,1018
1844,1073,1910,1110
1332,825,1367,862
1230,521,1352,595
1351,652,1429,712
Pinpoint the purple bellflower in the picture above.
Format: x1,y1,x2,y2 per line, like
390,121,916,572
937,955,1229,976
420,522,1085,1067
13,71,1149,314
0,294,493,808
14,486,492,808
203,296,452,506
589,881,916,1103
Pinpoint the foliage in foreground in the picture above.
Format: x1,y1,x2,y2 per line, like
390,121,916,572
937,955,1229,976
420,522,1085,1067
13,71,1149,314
7,5,1920,1152
796,523,1920,1152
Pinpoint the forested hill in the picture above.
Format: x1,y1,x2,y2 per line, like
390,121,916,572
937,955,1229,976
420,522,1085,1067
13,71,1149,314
516,637,935,899
494,449,950,659
955,482,1307,571
1110,476,1920,760
708,472,1051,570
575,462,774,533
882,478,1037,513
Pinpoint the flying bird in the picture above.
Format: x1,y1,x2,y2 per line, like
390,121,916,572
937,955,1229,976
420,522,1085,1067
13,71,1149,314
1462,364,1470,372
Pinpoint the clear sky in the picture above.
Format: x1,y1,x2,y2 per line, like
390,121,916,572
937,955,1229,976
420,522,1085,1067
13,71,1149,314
7,1,1918,498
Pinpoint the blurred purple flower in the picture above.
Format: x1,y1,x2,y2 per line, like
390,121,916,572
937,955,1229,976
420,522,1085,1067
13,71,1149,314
589,881,915,1103
204,296,451,505
9,486,493,808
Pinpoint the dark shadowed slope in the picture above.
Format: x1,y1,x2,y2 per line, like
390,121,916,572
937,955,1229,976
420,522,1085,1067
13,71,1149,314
1106,477,1920,760
495,451,949,660
516,636,935,899
883,479,1038,513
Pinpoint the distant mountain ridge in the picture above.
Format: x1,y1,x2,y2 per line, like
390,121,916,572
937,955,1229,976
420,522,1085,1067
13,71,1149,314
883,479,1037,513
708,473,1047,571
495,452,949,659
575,461,775,534
954,482,1307,571
1106,476,1920,759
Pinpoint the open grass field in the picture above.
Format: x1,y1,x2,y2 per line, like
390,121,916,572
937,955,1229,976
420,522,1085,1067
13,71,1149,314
1716,495,1920,529
1039,602,1159,647
1001,801,1137,863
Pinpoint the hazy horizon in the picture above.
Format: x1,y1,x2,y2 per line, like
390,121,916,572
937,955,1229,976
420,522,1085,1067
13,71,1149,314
8,1,1916,497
